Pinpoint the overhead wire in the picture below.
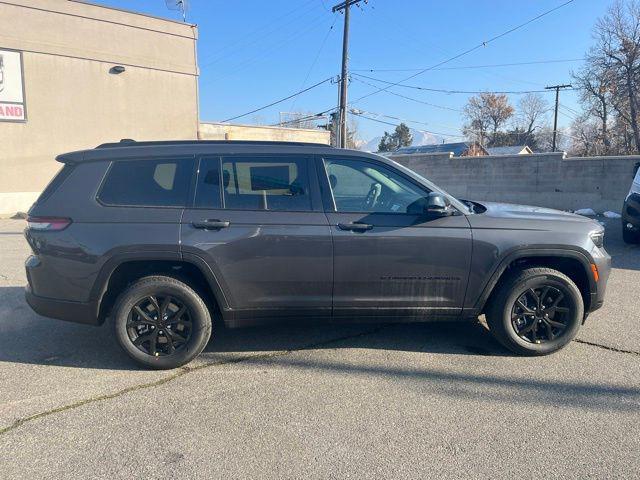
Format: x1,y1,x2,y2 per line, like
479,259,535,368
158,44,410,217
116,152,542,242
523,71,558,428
221,77,335,123
198,0,319,67
352,73,574,95
351,58,586,73
271,107,337,127
351,111,465,138
201,15,335,85
290,16,339,110
351,77,463,112
350,0,576,105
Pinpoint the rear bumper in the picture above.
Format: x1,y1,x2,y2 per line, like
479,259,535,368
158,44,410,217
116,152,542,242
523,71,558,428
25,285,100,326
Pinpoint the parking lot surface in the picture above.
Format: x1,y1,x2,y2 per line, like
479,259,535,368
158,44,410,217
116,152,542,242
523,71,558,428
0,218,638,479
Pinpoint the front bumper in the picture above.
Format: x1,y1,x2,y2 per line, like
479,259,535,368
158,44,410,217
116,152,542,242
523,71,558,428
25,285,100,326
586,247,611,316
622,193,640,230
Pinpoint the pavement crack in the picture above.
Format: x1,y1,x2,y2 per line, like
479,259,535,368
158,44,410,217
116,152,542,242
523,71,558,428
0,326,384,436
574,338,640,356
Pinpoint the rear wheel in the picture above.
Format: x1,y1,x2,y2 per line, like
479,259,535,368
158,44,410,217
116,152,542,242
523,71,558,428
486,267,583,356
113,276,212,369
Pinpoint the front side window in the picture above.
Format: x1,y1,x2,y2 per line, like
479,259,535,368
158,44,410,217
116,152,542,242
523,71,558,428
324,158,429,213
98,158,193,207
221,156,311,211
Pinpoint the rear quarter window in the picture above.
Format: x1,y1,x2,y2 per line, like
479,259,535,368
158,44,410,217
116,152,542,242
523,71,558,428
98,158,193,207
35,164,75,205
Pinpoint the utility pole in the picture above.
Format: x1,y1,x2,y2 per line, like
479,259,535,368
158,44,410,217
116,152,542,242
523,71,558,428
333,0,364,148
545,83,572,152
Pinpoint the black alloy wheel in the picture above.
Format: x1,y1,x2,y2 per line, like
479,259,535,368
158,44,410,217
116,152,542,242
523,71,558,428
510,286,571,344
113,276,212,369
127,295,193,356
485,267,584,356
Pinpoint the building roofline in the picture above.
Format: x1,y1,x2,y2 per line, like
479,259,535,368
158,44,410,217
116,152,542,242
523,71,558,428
68,0,196,27
200,121,329,134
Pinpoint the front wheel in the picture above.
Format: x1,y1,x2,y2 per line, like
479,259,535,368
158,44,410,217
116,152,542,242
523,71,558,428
112,276,212,369
486,267,584,356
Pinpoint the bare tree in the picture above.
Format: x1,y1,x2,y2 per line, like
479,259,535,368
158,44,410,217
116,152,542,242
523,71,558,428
517,93,549,138
572,61,612,153
570,113,602,156
589,0,640,152
463,93,514,145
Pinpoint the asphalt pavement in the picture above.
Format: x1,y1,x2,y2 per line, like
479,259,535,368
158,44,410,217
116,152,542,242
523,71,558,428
0,218,638,479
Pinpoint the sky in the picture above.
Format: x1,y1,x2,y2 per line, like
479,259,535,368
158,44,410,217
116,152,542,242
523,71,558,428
93,0,612,143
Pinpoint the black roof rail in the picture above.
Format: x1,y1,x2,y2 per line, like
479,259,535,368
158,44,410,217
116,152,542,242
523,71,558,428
95,139,334,149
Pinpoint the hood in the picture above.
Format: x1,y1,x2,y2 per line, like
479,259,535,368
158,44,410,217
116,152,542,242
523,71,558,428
476,201,596,224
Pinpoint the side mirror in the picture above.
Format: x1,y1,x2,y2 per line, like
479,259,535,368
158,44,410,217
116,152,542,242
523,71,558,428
425,192,452,215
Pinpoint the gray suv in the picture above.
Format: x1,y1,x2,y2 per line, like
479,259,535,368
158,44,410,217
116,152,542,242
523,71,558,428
24,140,611,369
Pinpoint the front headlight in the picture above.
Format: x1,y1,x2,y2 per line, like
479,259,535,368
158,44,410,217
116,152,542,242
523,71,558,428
590,230,605,248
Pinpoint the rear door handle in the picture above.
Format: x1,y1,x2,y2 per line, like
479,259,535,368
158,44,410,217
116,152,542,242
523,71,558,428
337,222,373,232
192,219,230,230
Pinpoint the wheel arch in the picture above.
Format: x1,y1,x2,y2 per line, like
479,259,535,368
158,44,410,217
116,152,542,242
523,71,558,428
92,253,230,325
475,248,596,316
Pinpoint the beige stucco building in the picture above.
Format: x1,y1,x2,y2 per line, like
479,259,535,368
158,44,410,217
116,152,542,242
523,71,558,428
1,0,329,215
199,122,330,144
1,0,200,214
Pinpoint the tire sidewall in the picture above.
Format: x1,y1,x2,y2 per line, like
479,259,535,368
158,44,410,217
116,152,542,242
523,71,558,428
499,272,583,354
113,278,211,369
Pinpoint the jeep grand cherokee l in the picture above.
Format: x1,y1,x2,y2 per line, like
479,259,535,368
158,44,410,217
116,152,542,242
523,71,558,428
24,140,611,369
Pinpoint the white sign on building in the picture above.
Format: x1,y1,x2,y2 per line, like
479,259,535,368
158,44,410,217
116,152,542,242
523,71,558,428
0,49,26,122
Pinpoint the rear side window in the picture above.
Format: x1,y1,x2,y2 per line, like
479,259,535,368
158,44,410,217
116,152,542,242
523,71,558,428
98,158,193,207
35,164,75,205
220,156,312,211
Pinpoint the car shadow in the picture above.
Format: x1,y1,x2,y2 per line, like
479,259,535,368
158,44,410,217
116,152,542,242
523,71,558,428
0,286,508,371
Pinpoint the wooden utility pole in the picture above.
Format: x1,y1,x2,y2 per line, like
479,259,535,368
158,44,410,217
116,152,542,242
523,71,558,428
545,83,572,152
333,0,364,148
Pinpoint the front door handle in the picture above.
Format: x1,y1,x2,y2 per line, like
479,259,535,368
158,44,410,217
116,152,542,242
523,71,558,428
337,222,373,232
192,219,230,230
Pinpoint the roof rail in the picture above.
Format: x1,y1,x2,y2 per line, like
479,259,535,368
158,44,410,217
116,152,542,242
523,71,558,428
95,139,334,149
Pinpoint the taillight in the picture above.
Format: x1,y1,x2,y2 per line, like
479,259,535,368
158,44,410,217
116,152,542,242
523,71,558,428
27,216,72,231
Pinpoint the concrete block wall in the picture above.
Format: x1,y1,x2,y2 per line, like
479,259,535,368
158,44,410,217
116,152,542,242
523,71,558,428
389,152,640,213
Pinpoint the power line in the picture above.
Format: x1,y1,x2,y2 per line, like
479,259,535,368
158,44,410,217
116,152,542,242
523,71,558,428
353,73,572,95
350,108,465,134
290,16,338,110
351,77,463,112
199,0,319,67
351,0,575,104
221,77,335,123
351,58,585,73
201,15,333,85
272,107,336,127
351,111,465,138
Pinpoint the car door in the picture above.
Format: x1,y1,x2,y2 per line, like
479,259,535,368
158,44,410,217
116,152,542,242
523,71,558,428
320,155,472,320
181,154,332,324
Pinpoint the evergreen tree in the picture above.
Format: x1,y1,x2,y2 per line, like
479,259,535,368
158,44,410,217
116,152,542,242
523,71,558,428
377,123,413,152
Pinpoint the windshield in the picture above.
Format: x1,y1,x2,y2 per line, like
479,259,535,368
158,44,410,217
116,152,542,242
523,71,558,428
383,156,473,214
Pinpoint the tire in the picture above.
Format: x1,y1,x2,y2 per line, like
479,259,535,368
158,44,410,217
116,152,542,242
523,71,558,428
622,224,640,244
112,275,212,369
486,267,583,356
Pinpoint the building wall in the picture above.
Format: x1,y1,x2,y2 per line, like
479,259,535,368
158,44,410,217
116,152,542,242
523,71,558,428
0,0,199,214
199,122,331,145
390,152,639,213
